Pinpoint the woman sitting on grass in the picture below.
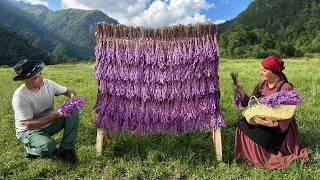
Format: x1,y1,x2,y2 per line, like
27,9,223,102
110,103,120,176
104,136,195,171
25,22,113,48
233,55,308,169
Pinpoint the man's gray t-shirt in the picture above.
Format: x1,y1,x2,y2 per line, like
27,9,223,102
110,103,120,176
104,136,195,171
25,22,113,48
12,79,67,138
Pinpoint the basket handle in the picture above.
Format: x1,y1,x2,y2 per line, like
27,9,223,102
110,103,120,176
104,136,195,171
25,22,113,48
248,96,260,107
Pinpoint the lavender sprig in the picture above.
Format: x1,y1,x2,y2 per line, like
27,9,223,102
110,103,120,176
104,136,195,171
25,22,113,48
234,87,242,108
260,90,304,107
58,96,86,114
230,72,238,85
230,72,241,107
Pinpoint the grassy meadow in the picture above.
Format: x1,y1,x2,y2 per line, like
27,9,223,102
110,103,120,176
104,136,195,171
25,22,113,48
0,58,320,179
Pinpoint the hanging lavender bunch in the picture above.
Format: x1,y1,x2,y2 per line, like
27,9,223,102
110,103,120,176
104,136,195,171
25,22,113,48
58,96,86,114
260,90,304,107
94,23,227,133
230,72,241,108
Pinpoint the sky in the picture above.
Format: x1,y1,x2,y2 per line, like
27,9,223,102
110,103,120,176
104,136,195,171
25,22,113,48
17,0,253,27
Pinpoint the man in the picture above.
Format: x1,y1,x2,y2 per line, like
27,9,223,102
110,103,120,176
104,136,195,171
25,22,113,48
12,59,80,164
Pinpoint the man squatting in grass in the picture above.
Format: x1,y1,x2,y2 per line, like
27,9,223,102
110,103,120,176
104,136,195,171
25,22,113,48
11,59,80,164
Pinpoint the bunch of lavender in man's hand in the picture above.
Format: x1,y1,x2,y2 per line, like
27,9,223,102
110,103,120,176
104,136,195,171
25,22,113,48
58,96,85,114
230,72,241,107
260,90,304,107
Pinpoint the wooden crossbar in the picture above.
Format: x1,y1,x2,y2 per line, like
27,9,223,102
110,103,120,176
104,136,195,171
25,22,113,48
96,128,223,161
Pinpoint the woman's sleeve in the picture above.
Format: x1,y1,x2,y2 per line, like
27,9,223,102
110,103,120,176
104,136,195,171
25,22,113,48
281,83,294,92
277,119,291,132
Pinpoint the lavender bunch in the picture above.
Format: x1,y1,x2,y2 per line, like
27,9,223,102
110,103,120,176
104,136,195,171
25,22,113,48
234,88,242,108
260,90,304,107
58,96,86,114
230,72,238,85
230,72,241,107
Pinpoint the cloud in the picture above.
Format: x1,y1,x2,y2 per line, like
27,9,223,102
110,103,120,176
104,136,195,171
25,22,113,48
18,0,49,7
61,0,214,27
213,19,226,24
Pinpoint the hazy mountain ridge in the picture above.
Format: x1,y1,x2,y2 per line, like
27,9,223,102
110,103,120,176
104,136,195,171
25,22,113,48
0,0,118,65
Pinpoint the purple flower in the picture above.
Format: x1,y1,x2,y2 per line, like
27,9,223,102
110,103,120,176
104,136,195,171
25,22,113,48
234,88,241,108
260,90,304,107
58,96,86,114
94,23,226,134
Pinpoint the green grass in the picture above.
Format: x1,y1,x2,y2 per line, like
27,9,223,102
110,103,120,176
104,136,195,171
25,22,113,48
1,58,320,179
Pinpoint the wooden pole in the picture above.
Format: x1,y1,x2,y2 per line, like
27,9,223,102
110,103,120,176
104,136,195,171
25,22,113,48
213,128,222,161
96,128,111,157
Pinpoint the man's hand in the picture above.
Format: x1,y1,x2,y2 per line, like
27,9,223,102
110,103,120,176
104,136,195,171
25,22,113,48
70,93,76,99
64,89,76,99
58,109,70,118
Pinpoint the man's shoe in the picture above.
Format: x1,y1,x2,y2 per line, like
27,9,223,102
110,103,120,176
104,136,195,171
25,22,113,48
24,152,39,160
56,149,77,164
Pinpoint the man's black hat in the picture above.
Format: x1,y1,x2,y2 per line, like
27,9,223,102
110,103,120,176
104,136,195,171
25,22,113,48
13,59,45,81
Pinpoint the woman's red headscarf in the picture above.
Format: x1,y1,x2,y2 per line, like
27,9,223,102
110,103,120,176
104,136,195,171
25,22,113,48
260,55,284,75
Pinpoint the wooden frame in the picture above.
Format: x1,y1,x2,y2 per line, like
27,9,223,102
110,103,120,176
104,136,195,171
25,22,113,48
212,128,222,161
96,128,111,157
96,128,223,161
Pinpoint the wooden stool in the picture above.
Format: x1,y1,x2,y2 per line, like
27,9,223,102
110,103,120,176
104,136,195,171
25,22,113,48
96,128,223,161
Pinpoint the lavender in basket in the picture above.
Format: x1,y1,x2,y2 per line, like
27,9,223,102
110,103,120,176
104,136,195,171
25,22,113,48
58,96,86,114
260,90,304,107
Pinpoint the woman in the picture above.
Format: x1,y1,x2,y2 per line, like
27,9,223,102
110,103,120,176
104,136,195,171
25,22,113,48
234,55,308,169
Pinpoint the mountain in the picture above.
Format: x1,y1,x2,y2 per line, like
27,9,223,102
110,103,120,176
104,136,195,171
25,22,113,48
0,24,49,65
12,1,118,58
10,0,50,12
218,0,320,58
0,0,56,55
43,9,118,59
10,0,52,21
0,0,118,65
0,0,83,64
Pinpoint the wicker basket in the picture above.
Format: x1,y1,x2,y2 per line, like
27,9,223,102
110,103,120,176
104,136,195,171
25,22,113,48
243,96,297,124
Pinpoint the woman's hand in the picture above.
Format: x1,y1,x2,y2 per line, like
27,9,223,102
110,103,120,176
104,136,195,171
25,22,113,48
253,117,278,127
253,117,266,125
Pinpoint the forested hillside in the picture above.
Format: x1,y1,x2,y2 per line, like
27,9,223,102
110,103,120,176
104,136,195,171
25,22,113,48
0,0,118,65
0,24,49,65
218,0,320,58
1,0,320,64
